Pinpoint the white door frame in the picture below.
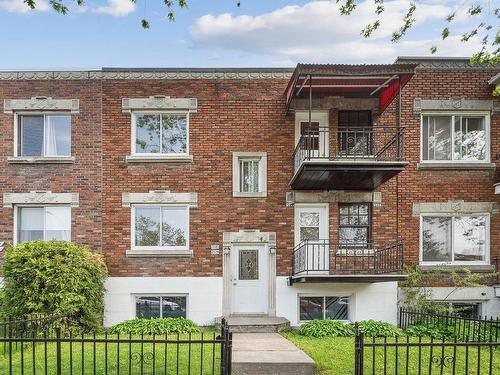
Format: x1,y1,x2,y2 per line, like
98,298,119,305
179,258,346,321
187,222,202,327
222,230,277,317
294,110,329,158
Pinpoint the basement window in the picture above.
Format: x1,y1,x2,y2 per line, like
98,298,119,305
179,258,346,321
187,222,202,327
299,296,349,321
135,295,187,318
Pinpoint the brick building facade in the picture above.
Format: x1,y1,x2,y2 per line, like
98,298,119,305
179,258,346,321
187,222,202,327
1,58,499,326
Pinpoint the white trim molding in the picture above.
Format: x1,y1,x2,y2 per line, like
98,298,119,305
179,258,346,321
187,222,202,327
412,200,498,217
121,190,198,208
414,98,500,114
286,191,381,206
3,191,79,208
3,97,79,114
232,151,267,198
122,96,197,113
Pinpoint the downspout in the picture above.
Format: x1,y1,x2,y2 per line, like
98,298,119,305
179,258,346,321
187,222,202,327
396,76,401,242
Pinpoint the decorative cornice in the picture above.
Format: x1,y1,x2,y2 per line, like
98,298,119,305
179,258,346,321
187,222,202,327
223,230,277,247
0,70,293,81
3,96,79,114
3,191,79,208
412,200,498,217
122,96,197,113
396,57,500,70
121,190,198,207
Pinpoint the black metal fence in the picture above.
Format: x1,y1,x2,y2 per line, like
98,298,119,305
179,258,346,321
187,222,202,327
292,239,404,276
0,316,232,375
399,307,500,342
354,325,500,375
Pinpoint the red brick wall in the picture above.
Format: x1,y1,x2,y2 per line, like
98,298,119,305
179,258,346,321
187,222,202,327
0,80,102,252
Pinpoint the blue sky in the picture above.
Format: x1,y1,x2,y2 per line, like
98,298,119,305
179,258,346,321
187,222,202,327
0,0,494,69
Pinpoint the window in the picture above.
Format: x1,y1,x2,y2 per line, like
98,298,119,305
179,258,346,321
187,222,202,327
17,114,71,157
232,152,267,197
133,113,188,155
135,295,187,319
421,215,488,264
299,296,349,321
132,206,189,250
16,206,71,243
422,114,488,162
339,203,371,247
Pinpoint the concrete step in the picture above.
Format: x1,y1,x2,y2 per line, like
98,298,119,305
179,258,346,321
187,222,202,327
231,333,315,375
216,315,290,333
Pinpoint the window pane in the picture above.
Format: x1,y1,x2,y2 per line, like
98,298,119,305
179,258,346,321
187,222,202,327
300,212,319,227
451,302,480,318
422,217,452,262
161,207,188,247
161,296,187,318
240,159,260,192
45,115,71,156
45,207,71,240
325,297,348,320
423,116,451,160
454,117,485,160
18,207,44,241
299,297,324,321
453,216,486,262
20,115,44,156
162,114,187,154
339,228,368,245
135,207,161,246
136,296,160,319
135,114,160,153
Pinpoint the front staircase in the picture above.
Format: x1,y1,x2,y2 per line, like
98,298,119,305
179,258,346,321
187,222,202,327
216,314,290,333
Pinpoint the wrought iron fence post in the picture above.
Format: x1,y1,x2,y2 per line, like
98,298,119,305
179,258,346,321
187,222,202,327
56,327,62,375
354,323,364,375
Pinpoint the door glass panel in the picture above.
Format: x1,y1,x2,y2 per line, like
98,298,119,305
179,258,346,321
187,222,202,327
422,216,452,262
239,249,259,280
299,211,320,241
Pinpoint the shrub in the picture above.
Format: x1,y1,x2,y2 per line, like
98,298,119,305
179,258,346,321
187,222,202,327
350,320,403,337
2,241,107,331
298,319,354,337
405,323,455,339
109,318,200,335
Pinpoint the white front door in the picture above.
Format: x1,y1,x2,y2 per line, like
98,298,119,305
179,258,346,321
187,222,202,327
295,204,329,273
295,111,329,159
231,245,268,314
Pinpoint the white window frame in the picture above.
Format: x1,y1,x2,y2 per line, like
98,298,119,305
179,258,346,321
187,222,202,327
232,152,267,197
13,205,71,245
419,213,490,266
131,111,189,156
131,204,190,252
133,294,189,319
420,111,490,164
13,112,72,157
297,294,351,323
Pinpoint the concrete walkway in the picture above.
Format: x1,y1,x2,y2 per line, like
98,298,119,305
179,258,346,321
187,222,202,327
232,333,315,375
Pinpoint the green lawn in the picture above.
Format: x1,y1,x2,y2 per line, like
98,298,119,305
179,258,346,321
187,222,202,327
282,331,500,375
0,330,223,375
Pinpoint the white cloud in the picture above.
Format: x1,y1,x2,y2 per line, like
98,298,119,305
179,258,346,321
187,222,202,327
94,0,135,17
189,0,482,63
0,0,49,13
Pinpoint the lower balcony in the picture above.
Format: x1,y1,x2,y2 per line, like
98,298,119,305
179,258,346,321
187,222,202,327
289,240,406,284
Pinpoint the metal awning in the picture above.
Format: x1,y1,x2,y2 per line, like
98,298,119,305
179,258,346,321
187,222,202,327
285,63,417,113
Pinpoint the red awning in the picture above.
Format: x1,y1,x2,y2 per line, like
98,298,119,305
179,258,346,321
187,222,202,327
285,63,416,113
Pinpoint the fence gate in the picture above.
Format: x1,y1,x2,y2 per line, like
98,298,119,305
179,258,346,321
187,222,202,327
354,327,499,375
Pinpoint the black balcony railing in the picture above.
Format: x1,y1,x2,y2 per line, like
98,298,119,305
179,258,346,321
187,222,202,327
293,126,405,174
292,239,404,276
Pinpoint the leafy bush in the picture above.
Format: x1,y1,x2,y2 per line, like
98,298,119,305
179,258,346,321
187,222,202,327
405,323,455,339
2,241,107,331
350,320,403,337
109,318,200,335
298,319,354,337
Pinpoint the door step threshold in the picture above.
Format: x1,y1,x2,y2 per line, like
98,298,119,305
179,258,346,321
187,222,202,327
215,316,290,333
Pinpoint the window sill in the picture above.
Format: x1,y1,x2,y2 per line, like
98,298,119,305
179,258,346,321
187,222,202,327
126,155,193,163
126,249,193,258
417,162,495,171
233,191,267,198
7,156,75,164
419,264,495,273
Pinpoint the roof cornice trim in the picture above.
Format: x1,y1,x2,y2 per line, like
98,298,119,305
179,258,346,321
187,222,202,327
395,57,500,70
0,70,293,81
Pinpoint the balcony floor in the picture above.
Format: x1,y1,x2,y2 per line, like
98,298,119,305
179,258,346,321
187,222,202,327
289,273,407,284
290,160,408,190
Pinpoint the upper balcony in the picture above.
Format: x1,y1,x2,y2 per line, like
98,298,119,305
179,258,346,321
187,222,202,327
285,63,416,191
291,126,406,190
